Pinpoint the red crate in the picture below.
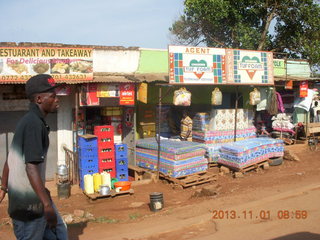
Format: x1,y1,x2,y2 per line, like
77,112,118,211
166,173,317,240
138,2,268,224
94,125,114,136
98,157,115,169
98,146,114,157
99,167,116,178
97,137,114,148
98,162,117,170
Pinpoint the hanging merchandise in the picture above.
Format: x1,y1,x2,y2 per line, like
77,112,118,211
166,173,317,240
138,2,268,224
173,87,191,106
249,88,261,105
267,88,279,116
256,87,268,111
211,87,222,105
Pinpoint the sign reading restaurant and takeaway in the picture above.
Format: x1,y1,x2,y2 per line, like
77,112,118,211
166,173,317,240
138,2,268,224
0,47,93,83
169,45,274,85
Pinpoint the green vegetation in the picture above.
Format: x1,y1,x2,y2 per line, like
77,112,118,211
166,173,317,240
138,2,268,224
170,0,320,69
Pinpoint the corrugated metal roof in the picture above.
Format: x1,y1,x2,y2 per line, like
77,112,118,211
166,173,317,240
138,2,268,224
133,73,169,82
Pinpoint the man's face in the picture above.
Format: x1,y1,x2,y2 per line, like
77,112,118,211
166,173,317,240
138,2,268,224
38,92,59,114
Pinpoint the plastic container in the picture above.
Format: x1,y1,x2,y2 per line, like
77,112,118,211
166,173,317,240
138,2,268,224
111,178,118,189
101,172,111,188
57,182,71,200
84,174,94,194
93,173,102,192
114,181,131,191
149,192,164,212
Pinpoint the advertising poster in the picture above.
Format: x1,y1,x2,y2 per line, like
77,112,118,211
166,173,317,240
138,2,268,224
137,82,148,104
0,47,93,83
79,83,99,106
300,81,308,98
97,83,120,97
120,83,135,105
273,59,286,76
169,45,274,85
169,45,226,84
225,49,274,85
285,80,293,90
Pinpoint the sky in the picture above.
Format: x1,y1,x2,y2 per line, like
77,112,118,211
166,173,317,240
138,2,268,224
0,0,184,49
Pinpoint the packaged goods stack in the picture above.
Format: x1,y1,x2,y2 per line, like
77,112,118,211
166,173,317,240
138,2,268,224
115,143,129,181
218,137,284,169
192,113,209,132
94,125,116,178
193,109,256,144
78,135,99,190
205,143,224,163
192,110,256,163
136,139,207,178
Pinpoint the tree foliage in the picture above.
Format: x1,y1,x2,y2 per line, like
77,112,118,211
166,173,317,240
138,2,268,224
169,0,320,67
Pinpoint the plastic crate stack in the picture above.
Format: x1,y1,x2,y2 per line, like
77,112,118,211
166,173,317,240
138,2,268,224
94,125,116,178
78,135,99,190
115,143,129,181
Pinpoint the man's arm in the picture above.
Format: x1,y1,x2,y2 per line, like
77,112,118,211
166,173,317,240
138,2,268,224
0,160,9,203
26,163,57,228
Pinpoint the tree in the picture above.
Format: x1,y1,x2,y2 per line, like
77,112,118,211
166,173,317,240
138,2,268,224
169,0,320,68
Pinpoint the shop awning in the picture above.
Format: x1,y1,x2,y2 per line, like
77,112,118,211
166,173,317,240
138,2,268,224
274,76,320,82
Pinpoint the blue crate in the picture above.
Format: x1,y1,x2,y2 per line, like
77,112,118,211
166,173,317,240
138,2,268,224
116,168,128,181
78,147,98,159
79,177,84,190
79,157,98,170
115,158,128,169
78,136,98,148
115,143,128,159
79,167,98,177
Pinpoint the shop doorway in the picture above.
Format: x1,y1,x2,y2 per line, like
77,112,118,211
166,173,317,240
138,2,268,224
0,111,58,180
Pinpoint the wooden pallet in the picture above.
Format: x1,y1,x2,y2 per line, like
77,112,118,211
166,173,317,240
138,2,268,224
160,171,217,188
208,162,219,168
221,160,270,177
83,188,134,201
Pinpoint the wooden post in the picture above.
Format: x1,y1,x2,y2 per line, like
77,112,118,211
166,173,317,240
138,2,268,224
234,86,239,142
156,86,162,181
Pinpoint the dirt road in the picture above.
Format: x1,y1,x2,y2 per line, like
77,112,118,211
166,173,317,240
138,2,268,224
0,143,320,240
141,184,320,240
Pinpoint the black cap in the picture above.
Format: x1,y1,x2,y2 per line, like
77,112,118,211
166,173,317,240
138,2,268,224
25,74,62,97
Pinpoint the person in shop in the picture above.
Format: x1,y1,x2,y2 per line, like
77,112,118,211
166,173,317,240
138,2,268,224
180,110,193,141
311,100,320,123
0,74,68,240
256,121,270,137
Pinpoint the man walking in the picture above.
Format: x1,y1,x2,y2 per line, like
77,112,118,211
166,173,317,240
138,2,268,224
0,74,68,239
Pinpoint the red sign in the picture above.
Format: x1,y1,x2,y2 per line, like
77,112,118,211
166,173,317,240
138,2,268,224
285,80,293,90
80,83,99,106
120,83,135,105
299,81,308,98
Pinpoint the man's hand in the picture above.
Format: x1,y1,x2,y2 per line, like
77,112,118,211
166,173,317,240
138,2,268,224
0,189,6,203
44,204,57,228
